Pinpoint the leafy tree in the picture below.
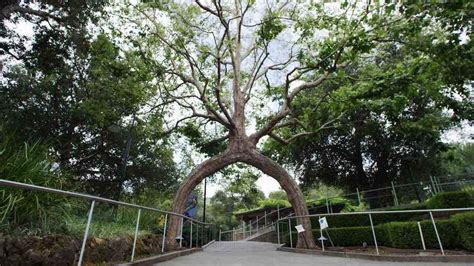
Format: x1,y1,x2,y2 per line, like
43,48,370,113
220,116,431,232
1,30,178,199
262,3,473,207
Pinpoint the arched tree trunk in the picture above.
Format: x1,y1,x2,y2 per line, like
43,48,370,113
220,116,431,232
165,146,316,249
164,151,240,249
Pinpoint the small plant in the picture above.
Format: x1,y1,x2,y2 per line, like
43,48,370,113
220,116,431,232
0,128,73,235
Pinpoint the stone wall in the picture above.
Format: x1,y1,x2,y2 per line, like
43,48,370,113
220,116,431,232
0,233,163,265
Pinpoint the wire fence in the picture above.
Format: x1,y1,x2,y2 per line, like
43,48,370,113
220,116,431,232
0,179,217,266
318,173,474,213
222,173,473,241
276,207,474,256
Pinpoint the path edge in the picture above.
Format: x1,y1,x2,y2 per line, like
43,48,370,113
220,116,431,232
277,247,474,263
115,248,202,266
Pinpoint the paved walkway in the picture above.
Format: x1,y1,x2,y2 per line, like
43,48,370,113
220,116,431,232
157,241,471,266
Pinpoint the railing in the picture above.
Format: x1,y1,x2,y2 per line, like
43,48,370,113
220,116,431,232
328,174,473,211
276,207,474,256
219,206,284,241
220,175,473,242
0,179,216,266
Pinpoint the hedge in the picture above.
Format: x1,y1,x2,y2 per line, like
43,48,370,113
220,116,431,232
427,191,474,209
379,219,460,249
282,211,474,251
452,212,474,251
310,212,429,229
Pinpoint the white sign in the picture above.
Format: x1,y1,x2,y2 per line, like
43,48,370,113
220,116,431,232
319,217,328,230
295,224,305,233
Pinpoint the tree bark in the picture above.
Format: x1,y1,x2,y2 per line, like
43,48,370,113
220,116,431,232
165,142,316,249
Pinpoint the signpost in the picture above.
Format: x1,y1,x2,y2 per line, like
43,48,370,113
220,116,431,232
319,217,328,251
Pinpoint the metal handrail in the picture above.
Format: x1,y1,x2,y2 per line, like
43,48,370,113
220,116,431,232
278,207,474,220
276,207,474,255
0,179,210,225
0,179,216,265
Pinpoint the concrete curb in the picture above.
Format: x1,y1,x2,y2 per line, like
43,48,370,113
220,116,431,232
202,240,216,249
277,247,474,263
115,248,202,266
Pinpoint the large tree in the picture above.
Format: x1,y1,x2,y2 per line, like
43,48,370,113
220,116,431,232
116,1,466,248
1,23,178,198
262,3,473,207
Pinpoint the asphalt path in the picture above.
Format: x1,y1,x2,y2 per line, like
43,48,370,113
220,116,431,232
157,241,471,266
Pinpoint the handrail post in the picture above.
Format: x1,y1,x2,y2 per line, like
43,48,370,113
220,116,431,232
264,210,267,227
368,213,379,255
257,216,259,234
161,214,168,253
131,208,141,262
288,218,293,248
319,216,324,251
391,181,399,206
78,200,95,266
429,211,444,255
190,221,193,248
356,187,361,205
325,196,330,213
417,221,426,250
277,220,280,245
196,224,199,247
179,218,183,248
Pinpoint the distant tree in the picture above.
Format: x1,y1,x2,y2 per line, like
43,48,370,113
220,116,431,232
436,144,474,177
206,166,265,229
1,32,178,199
1,0,106,61
268,190,287,201
262,4,473,207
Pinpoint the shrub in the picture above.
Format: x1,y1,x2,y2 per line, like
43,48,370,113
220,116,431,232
379,219,459,249
258,199,291,210
326,226,375,246
427,191,474,209
284,212,474,251
0,130,74,235
451,212,474,251
315,212,428,229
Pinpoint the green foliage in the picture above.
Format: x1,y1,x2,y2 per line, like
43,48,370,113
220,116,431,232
437,144,474,176
264,2,473,210
326,226,375,247
380,219,460,250
257,199,290,210
427,191,474,209
257,12,286,44
268,190,287,201
304,184,344,202
0,128,72,234
179,123,227,156
1,31,178,199
452,212,474,251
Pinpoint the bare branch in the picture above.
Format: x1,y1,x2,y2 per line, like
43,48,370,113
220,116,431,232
268,112,346,145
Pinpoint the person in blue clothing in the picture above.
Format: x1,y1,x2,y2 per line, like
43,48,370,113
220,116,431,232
184,192,198,218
